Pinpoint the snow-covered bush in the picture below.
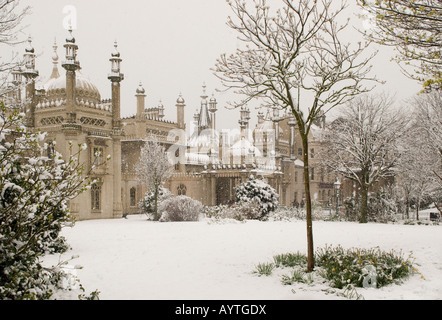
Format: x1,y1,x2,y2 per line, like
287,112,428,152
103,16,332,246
204,199,262,222
139,186,173,218
267,206,300,221
0,103,98,300
159,196,203,222
235,177,279,220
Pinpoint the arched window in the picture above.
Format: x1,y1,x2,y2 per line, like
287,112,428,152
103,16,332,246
177,184,187,196
91,182,101,211
298,148,303,156
130,187,137,207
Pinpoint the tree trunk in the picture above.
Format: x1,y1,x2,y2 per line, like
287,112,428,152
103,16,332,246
405,196,410,220
416,194,420,221
154,186,159,221
302,135,315,272
360,184,369,223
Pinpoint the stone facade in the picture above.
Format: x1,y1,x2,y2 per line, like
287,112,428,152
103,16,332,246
9,30,351,221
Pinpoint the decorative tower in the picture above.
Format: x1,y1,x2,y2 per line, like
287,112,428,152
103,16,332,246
176,93,185,129
107,41,124,219
22,36,39,127
108,41,124,130
11,66,23,110
61,28,81,124
288,115,297,159
136,82,146,119
238,105,250,139
158,100,165,120
208,94,217,132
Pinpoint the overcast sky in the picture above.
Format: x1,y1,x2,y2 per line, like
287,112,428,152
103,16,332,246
9,0,422,130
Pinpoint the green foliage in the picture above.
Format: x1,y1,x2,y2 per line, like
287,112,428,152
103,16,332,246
0,103,98,299
315,245,417,289
253,263,275,276
273,252,307,268
281,269,314,286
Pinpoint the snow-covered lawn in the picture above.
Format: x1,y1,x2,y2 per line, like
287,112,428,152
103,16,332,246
47,215,442,300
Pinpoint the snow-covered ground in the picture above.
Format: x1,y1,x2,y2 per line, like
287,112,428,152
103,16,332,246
46,214,442,300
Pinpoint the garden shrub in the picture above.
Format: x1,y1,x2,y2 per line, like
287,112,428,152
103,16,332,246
235,177,279,220
159,196,203,222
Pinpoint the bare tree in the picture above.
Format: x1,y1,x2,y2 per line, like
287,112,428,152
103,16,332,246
398,91,442,216
214,0,377,271
321,94,409,223
136,138,174,221
0,0,31,87
358,0,442,90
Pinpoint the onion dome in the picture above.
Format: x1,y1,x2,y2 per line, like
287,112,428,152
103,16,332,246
111,41,120,57
25,36,35,53
176,93,185,104
136,82,145,94
66,27,76,43
44,71,101,103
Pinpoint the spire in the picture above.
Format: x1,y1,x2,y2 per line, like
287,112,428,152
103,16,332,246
50,38,60,79
198,83,211,130
200,82,208,100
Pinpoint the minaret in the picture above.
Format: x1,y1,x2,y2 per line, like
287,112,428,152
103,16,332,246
176,93,185,129
11,66,23,110
22,36,39,127
108,41,124,219
136,82,146,119
208,94,217,132
238,105,250,139
158,100,165,120
61,28,81,124
108,41,124,129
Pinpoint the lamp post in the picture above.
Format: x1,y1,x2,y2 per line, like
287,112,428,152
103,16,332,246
334,178,341,215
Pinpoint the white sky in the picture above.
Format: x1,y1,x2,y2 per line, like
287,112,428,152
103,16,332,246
6,0,422,129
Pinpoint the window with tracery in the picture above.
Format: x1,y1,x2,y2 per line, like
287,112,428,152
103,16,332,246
177,184,187,196
93,147,104,166
130,187,137,207
91,181,102,211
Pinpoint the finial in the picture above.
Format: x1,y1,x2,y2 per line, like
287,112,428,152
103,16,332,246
136,82,145,94
25,36,34,53
66,26,75,43
112,41,120,57
52,38,59,63
176,92,185,104
201,82,208,100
